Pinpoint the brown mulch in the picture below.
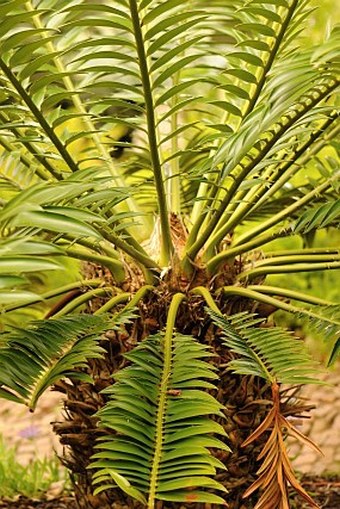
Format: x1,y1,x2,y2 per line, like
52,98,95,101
0,476,339,509
0,496,77,509
290,475,340,509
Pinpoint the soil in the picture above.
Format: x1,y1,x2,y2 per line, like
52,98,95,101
0,476,339,509
290,475,340,508
0,495,77,509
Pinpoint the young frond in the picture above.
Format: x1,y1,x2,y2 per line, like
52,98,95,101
90,333,229,506
0,310,134,410
209,310,322,385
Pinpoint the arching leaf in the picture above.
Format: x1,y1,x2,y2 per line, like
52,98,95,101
0,310,134,410
209,310,322,385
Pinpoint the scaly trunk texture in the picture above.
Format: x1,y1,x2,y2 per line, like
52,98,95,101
53,263,311,509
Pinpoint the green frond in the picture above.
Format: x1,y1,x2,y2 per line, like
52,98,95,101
230,168,339,250
1,0,339,259
0,310,135,410
220,286,340,351
0,289,43,307
247,284,336,307
0,255,63,275
296,305,340,343
0,174,152,278
185,10,340,259
0,55,79,173
0,133,45,186
293,199,340,233
0,238,65,259
90,333,229,506
328,338,340,367
0,180,100,222
0,239,63,307
2,279,103,315
240,117,340,220
209,310,322,385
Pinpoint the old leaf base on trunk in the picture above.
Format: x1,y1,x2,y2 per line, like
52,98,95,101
52,261,314,509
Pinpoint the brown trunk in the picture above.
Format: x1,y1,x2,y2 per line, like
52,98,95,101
52,259,311,509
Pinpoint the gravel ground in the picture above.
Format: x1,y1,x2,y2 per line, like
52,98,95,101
0,390,63,465
288,368,340,475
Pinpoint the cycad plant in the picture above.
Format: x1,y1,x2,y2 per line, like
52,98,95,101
0,1,339,508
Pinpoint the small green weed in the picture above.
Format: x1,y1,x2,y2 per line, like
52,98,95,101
0,434,69,499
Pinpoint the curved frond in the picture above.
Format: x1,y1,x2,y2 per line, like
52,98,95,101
0,310,134,410
209,310,322,385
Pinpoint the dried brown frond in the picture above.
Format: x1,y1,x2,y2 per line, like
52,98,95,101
242,383,321,509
